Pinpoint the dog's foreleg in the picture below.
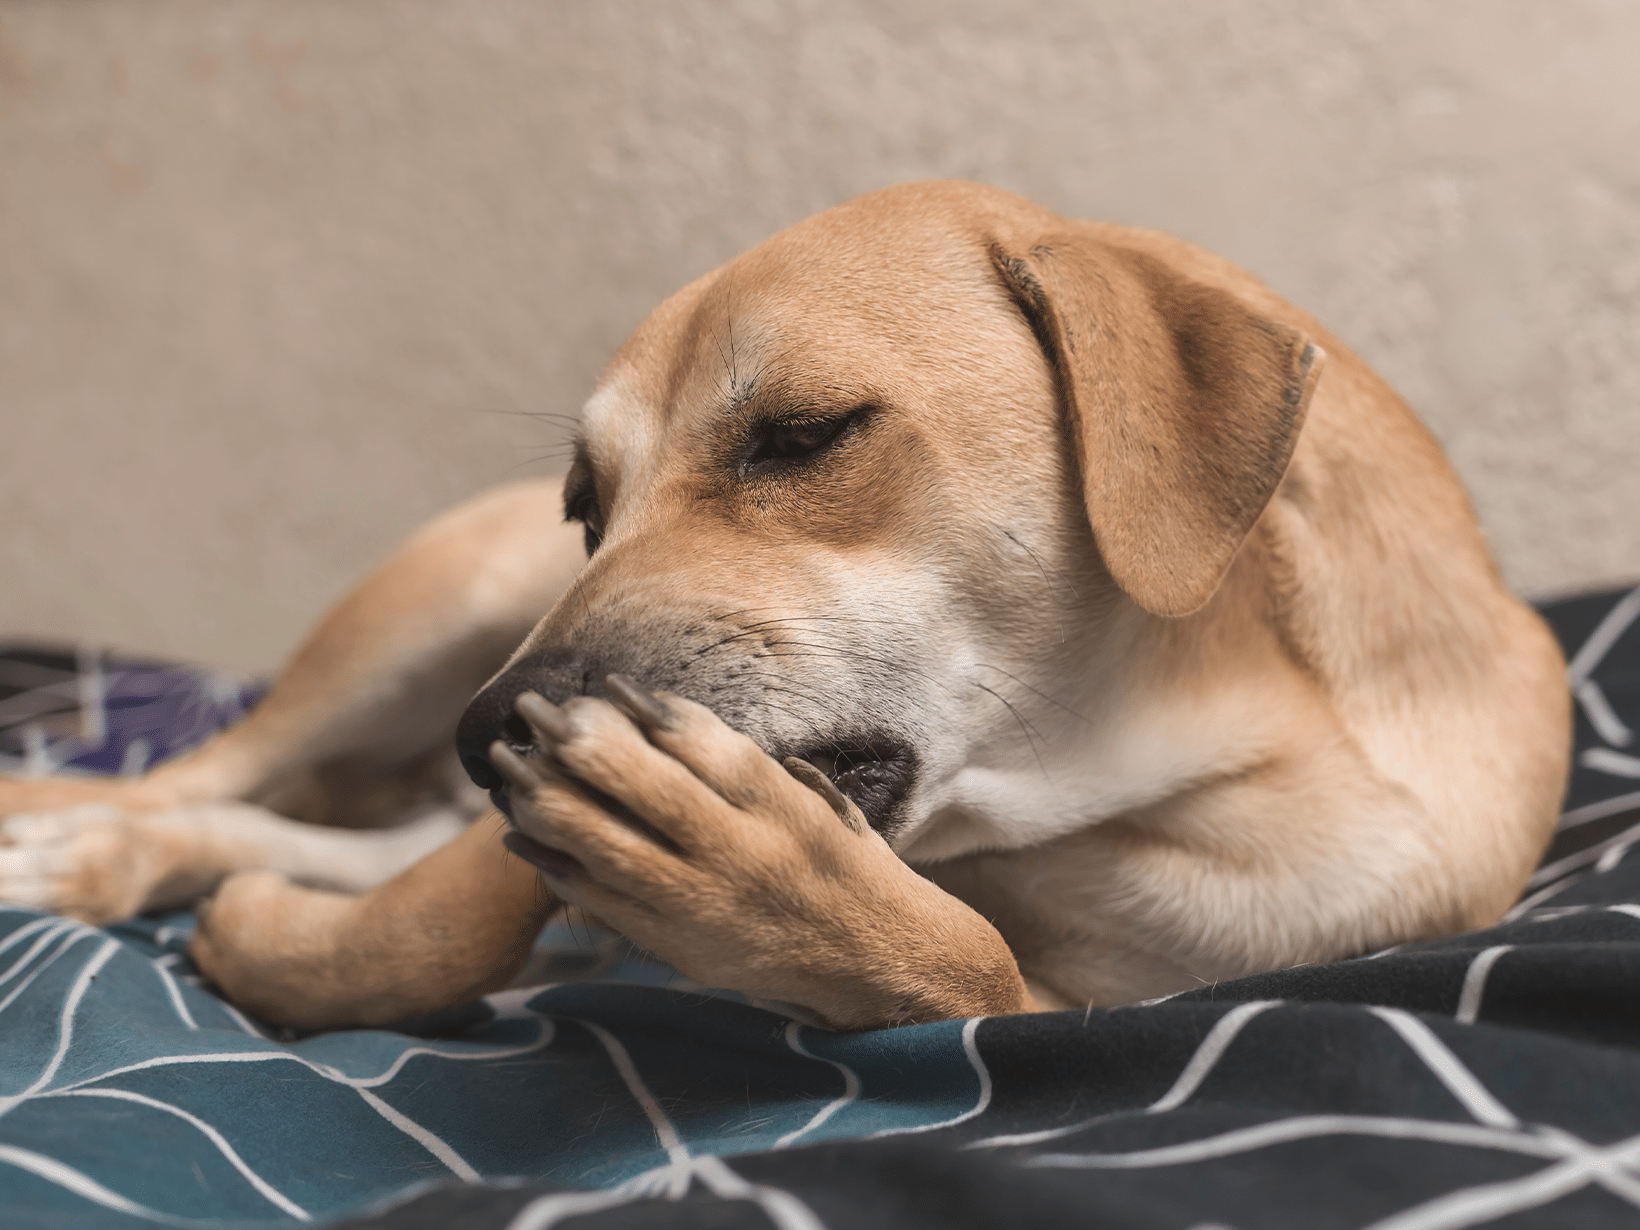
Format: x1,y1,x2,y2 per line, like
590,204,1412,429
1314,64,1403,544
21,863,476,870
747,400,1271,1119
190,815,555,1031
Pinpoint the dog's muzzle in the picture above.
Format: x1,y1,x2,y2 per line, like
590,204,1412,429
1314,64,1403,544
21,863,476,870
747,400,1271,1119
455,649,918,835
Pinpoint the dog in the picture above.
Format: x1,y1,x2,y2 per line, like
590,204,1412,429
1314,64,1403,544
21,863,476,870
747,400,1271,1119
0,181,1570,1032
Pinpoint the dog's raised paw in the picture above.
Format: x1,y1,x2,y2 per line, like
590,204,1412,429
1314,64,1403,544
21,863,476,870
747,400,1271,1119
486,681,1012,1028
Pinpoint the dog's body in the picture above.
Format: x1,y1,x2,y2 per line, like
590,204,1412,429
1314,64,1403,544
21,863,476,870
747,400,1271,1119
0,183,1569,1031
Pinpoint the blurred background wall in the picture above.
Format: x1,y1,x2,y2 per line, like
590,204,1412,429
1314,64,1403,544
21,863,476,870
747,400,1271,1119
2,0,1637,672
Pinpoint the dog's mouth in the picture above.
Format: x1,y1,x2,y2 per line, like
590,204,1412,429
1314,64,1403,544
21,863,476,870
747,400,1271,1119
788,740,917,837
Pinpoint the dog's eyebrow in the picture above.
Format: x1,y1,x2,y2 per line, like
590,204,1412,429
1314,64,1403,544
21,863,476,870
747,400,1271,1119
723,366,873,425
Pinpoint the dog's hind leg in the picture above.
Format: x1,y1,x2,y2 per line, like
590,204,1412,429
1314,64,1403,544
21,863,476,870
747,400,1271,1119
0,478,586,919
0,800,466,924
189,813,554,1030
142,478,588,814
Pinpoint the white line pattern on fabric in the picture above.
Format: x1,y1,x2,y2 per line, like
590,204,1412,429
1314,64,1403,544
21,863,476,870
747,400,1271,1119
1369,1009,1518,1129
689,1155,828,1230
965,1002,1282,1152
0,929,89,1019
0,939,119,1114
0,1143,172,1225
0,921,82,988
1534,1125,1640,1207
301,1026,559,1090
44,1088,310,1219
0,916,62,973
867,1017,991,1139
1363,1131,1640,1230
485,985,560,1018
1558,788,1640,832
1453,947,1511,1026
574,1017,689,1165
1024,1005,1640,1225
506,1156,829,1230
1566,584,1640,687
1504,877,1583,921
355,1086,480,1182
1582,747,1640,778
965,1117,1108,1152
1598,842,1633,873
46,1025,555,1097
1528,813,1640,889
214,996,272,1039
1496,902,1640,929
151,956,198,1030
25,1021,554,1184
1025,1114,1566,1169
1503,814,1640,921
1575,682,1634,750
775,1021,862,1148
1149,1001,1280,1113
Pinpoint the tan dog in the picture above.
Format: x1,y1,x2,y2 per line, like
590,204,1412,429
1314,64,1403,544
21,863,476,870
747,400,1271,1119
0,182,1570,1032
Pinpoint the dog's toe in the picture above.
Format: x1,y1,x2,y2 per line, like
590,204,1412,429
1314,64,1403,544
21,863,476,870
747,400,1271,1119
0,808,158,922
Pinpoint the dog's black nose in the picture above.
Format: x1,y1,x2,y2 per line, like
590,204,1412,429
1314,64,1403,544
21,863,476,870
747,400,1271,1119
455,650,603,794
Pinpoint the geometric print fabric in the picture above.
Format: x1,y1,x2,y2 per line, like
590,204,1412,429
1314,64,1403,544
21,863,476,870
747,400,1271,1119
2,586,1640,1229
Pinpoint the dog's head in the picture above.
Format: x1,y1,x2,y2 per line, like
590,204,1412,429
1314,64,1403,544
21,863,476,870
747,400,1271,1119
458,182,1322,858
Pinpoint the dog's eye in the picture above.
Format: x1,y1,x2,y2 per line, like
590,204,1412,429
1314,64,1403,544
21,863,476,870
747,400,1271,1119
565,487,605,557
746,414,854,472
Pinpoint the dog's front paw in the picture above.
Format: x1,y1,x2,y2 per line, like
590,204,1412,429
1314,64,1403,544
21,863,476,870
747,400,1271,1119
190,872,368,1031
489,679,1028,1030
0,804,174,923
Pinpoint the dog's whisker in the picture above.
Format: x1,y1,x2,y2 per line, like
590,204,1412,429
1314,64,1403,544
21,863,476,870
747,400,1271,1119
696,622,891,656
999,527,1073,601
746,681,836,712
704,608,918,628
750,647,974,707
756,643,944,689
974,663,1091,724
733,614,919,629
972,681,1055,788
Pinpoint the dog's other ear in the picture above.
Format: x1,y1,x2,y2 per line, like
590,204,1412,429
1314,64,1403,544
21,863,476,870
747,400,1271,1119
993,237,1324,617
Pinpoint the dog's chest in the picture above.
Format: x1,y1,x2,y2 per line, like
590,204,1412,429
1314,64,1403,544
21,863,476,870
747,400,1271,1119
918,831,1211,1007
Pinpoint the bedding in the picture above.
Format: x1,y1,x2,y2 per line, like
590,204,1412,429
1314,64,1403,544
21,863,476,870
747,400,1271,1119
1,586,1638,1230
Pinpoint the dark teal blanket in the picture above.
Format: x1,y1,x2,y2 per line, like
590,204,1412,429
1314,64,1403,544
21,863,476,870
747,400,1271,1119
2,586,1638,1229
0,910,991,1224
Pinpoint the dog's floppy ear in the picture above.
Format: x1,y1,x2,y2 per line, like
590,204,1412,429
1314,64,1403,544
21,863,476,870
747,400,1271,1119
993,236,1324,617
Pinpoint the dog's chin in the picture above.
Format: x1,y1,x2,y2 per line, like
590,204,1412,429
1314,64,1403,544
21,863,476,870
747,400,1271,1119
789,740,917,837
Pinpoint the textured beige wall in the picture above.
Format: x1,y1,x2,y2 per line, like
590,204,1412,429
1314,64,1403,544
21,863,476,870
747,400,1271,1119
2,0,1637,671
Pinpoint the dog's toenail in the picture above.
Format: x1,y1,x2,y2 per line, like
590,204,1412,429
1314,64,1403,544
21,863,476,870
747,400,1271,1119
516,692,573,742
502,831,584,879
606,674,672,730
783,756,866,833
